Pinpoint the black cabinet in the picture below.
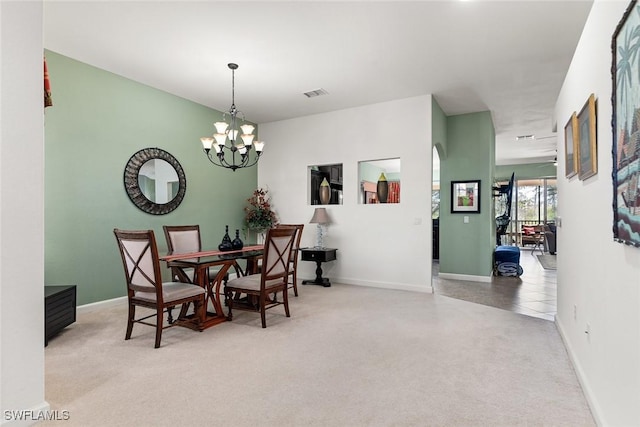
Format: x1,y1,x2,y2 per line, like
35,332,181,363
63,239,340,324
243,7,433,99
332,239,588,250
45,285,76,346
310,169,325,205
432,218,439,260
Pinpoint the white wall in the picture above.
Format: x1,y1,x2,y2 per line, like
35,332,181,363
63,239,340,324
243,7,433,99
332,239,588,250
555,1,640,425
0,1,48,425
258,95,433,292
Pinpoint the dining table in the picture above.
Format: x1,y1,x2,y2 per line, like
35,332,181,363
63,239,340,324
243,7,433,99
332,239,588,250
159,245,264,330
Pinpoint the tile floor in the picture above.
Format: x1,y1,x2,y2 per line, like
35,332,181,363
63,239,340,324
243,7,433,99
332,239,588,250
432,246,557,321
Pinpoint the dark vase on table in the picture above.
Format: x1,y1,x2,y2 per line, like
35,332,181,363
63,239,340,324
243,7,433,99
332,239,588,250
218,225,233,252
231,229,244,250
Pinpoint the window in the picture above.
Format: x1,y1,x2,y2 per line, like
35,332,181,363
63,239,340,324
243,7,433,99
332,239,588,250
516,179,557,224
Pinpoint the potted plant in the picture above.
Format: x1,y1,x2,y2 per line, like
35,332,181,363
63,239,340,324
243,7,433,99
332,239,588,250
244,188,278,243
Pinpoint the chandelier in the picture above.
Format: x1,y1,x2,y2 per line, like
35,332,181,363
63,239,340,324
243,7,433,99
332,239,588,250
200,63,264,171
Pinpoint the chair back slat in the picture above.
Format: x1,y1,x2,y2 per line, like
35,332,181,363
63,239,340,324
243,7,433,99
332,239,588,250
114,229,162,297
262,228,296,284
276,224,304,261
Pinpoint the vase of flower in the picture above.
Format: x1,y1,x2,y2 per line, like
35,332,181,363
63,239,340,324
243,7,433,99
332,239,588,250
255,229,267,245
244,188,278,243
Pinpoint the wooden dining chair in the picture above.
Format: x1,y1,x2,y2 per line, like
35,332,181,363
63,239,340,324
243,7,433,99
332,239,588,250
114,229,206,348
163,224,202,283
276,224,304,296
224,227,297,328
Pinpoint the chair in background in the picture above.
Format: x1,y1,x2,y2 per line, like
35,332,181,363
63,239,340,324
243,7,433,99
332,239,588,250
114,229,206,348
224,227,297,328
276,224,304,296
163,225,202,283
542,224,557,255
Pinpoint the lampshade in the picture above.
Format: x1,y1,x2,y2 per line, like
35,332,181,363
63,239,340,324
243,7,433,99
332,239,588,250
309,207,330,224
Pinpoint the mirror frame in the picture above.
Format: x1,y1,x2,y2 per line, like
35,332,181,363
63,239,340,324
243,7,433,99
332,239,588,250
124,147,186,215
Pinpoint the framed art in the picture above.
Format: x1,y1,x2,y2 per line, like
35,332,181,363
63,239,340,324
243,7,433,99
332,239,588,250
451,180,480,213
564,112,578,178
577,93,597,180
612,0,640,247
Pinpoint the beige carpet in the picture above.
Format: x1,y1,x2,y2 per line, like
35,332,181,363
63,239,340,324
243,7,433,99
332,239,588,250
43,283,593,426
536,254,557,270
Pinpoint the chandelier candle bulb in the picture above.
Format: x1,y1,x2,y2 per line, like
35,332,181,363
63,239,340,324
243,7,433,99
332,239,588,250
241,134,255,146
214,133,227,146
214,122,229,133
201,137,214,150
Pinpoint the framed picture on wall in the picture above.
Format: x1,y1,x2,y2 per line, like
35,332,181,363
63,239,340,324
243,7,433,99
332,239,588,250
612,0,640,247
451,180,480,213
564,112,578,178
577,93,597,180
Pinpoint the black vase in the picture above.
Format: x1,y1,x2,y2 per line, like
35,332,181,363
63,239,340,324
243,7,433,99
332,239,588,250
218,225,233,252
231,229,244,250
377,173,389,203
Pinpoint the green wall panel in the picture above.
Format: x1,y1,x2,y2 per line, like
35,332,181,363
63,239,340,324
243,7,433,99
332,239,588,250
432,96,448,158
439,111,495,277
44,51,257,305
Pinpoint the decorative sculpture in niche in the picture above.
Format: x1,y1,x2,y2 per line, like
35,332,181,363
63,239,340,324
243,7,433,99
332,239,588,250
376,173,389,203
319,177,331,205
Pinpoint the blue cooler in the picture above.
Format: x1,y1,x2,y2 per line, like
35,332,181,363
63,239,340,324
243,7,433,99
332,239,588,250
494,245,523,276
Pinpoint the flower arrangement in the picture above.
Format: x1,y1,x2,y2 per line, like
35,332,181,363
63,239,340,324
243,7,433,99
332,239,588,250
244,188,278,233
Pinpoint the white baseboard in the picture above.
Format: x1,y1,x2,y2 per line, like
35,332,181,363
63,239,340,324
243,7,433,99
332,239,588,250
555,318,604,426
77,296,126,314
308,276,433,293
76,275,245,314
437,272,492,283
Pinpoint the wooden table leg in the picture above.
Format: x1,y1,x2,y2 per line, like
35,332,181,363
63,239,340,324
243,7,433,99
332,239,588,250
192,262,234,329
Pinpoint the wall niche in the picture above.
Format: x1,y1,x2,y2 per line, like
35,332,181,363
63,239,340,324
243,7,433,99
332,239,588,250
309,163,343,205
358,158,401,204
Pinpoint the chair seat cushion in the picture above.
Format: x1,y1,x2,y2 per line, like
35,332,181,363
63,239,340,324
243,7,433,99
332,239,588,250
135,282,205,303
226,274,284,292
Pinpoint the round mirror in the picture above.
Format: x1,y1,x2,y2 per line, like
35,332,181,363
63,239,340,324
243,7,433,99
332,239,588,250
124,148,186,215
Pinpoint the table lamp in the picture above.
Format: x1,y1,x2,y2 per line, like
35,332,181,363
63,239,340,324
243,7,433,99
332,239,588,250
309,207,330,248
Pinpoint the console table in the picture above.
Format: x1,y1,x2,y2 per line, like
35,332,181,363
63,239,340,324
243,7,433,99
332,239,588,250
45,285,76,346
301,247,337,287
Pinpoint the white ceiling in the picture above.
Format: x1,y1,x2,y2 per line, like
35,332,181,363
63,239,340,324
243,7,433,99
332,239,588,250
43,0,593,166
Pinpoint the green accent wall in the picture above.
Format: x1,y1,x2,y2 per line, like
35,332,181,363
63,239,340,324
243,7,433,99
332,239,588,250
439,111,495,277
431,96,448,158
44,51,257,305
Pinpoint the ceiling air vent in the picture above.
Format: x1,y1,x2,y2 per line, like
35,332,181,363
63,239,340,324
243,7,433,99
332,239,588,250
303,88,329,98
515,134,535,141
